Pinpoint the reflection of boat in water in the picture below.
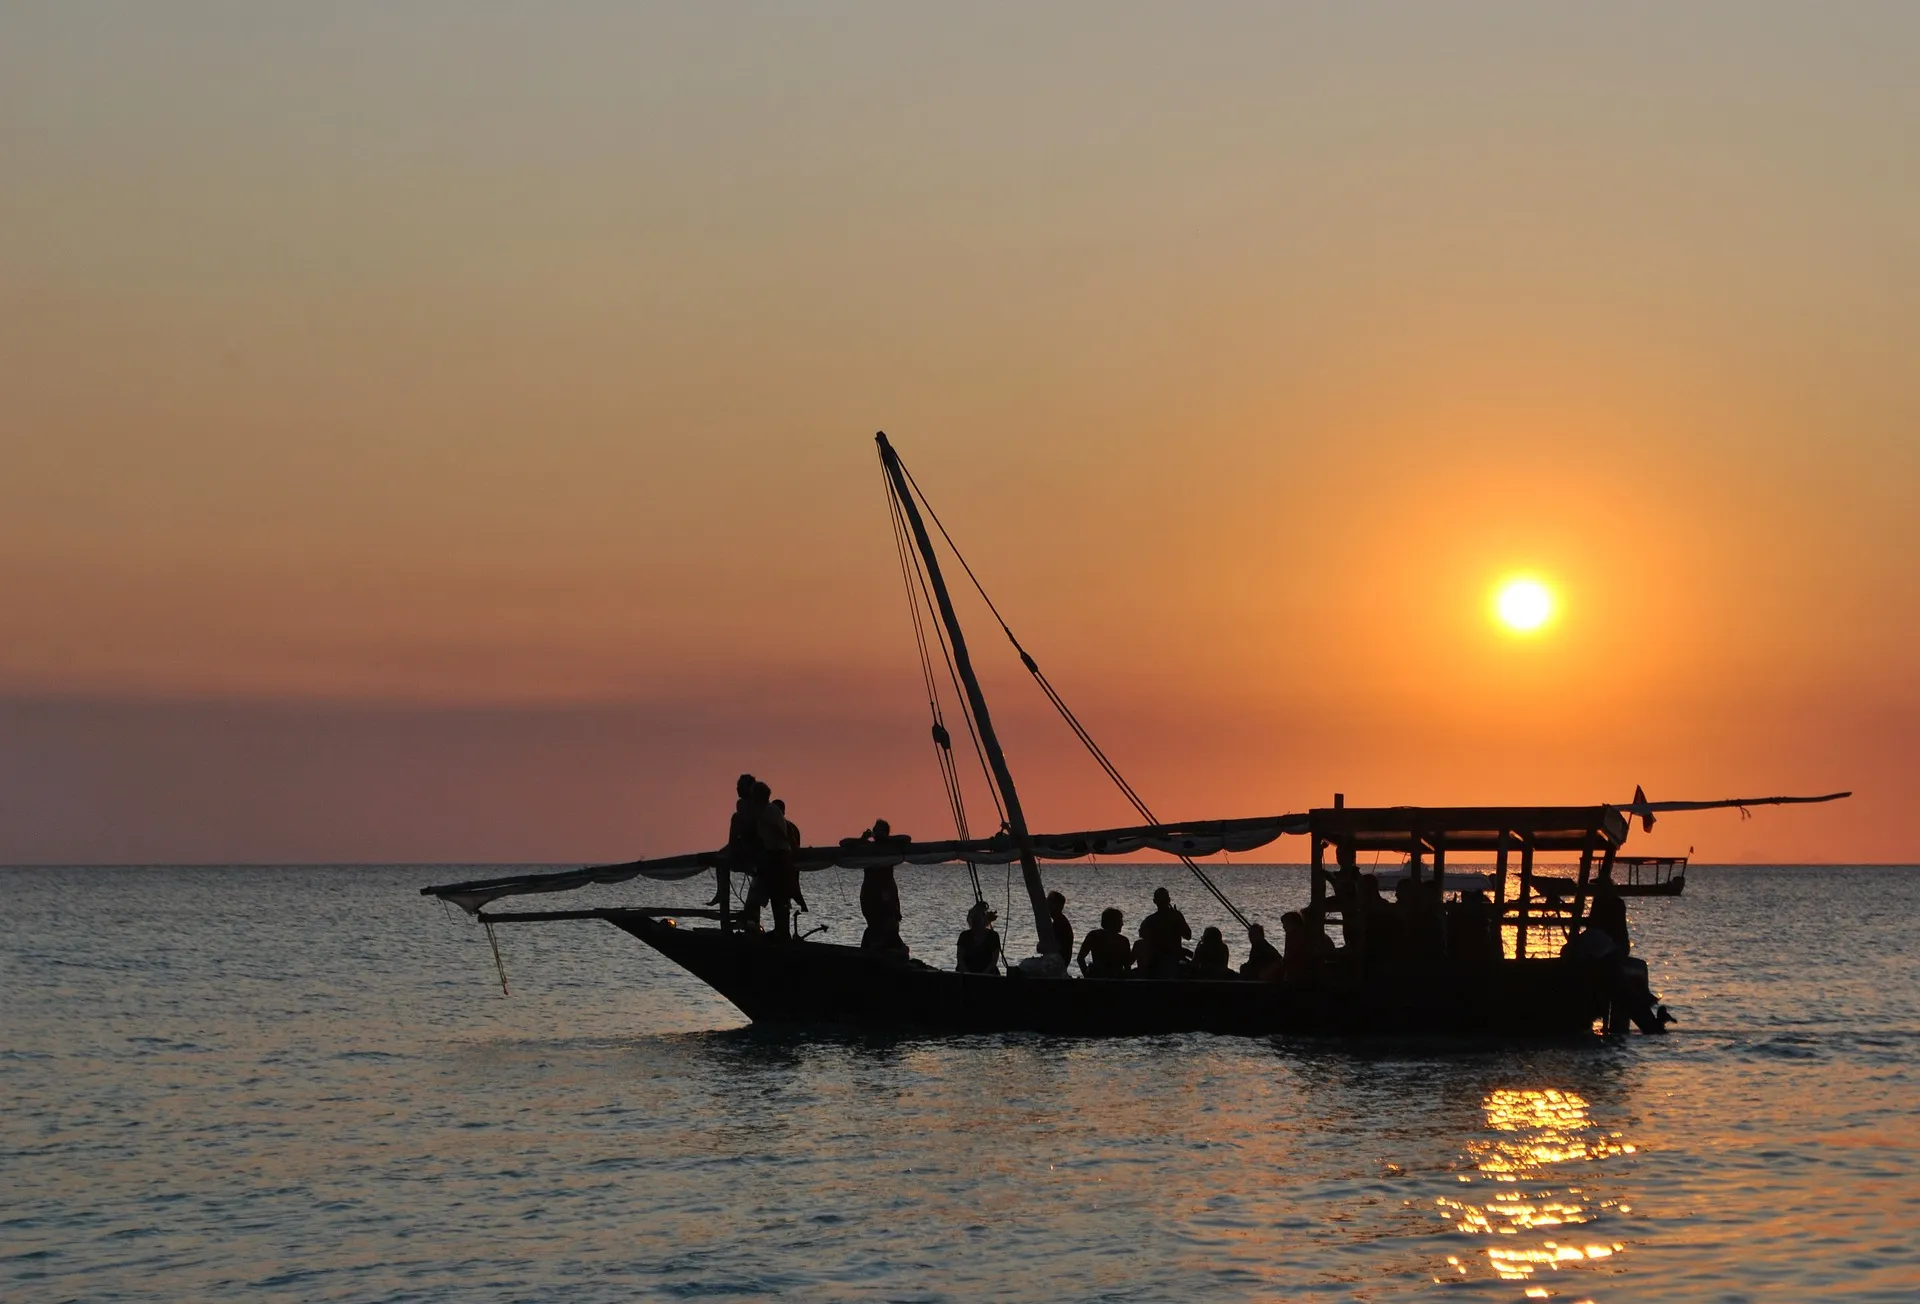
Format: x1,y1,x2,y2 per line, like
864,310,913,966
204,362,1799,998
423,434,1846,1039
1612,855,1687,896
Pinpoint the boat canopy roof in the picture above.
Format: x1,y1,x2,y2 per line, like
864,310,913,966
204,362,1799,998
421,813,1309,914
420,792,1847,914
1306,791,1849,856
1309,805,1632,854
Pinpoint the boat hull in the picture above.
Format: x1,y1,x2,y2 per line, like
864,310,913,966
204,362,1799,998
615,916,1602,1038
1615,876,1685,897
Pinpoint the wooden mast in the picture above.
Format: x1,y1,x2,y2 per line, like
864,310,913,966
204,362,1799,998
876,432,1059,961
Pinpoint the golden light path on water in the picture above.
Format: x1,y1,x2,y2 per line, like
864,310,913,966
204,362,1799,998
1437,1088,1635,1294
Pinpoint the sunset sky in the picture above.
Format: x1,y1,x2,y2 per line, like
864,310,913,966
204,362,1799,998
3,4,1915,863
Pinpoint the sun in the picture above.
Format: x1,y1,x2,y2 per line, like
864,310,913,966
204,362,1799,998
1494,577,1554,633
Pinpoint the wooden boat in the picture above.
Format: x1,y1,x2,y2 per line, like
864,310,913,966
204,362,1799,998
1612,855,1687,896
423,433,1845,1038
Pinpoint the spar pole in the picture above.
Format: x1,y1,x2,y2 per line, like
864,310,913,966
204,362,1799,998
876,432,1060,963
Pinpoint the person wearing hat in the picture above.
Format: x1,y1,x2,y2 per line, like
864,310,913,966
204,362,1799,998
956,900,1003,974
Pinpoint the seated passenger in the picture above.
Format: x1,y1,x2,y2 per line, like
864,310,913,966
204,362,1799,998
1588,874,1631,955
1047,890,1074,963
1446,887,1496,969
1135,887,1193,978
1394,876,1444,967
1241,922,1283,980
1332,864,1365,951
1281,910,1331,981
859,862,908,959
955,901,1003,975
1193,926,1233,978
1306,908,1338,961
1077,907,1132,979
1361,874,1399,967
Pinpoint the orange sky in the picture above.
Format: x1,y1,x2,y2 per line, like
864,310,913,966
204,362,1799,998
2,5,1914,862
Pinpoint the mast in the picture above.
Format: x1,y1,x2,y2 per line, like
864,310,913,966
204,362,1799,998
876,432,1059,961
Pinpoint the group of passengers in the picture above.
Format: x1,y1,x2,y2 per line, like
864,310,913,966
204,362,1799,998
717,785,1537,979
1331,866,1501,973
947,885,1330,982
719,773,808,940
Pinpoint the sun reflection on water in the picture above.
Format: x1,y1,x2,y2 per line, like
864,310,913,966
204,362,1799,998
1437,1088,1634,1285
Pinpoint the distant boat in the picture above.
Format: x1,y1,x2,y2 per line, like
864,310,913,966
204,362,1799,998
1612,856,1687,897
423,434,1845,1039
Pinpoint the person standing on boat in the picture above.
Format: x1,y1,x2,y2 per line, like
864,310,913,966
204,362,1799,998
714,773,758,917
956,900,1003,974
753,782,800,940
1046,890,1074,963
777,799,807,916
1077,908,1132,978
734,780,771,931
859,838,908,958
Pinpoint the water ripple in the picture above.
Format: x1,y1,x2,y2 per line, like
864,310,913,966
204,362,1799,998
2,864,1917,1300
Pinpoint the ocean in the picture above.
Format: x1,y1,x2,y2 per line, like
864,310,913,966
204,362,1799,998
3,863,1916,1301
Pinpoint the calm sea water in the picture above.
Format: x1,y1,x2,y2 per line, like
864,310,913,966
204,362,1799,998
4,863,1916,1302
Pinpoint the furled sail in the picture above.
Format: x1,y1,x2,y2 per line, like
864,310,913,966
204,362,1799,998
422,813,1308,914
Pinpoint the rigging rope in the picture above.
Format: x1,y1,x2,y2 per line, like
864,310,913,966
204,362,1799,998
895,462,1255,931
895,490,1007,832
882,464,988,904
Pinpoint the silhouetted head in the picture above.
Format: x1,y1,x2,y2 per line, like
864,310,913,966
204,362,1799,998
869,818,891,839
1464,888,1486,904
736,773,756,798
1047,890,1066,913
1200,926,1223,945
1101,907,1123,931
1153,887,1171,908
1247,923,1266,944
967,900,997,929
1280,910,1305,934
752,781,772,803
1394,877,1414,901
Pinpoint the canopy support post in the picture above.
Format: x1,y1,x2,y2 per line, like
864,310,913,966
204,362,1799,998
1493,828,1511,958
1572,836,1596,937
1516,838,1535,960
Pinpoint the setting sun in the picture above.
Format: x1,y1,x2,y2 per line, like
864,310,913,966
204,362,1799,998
1495,578,1554,633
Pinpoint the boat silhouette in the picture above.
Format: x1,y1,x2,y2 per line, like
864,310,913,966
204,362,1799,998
424,434,1845,1037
